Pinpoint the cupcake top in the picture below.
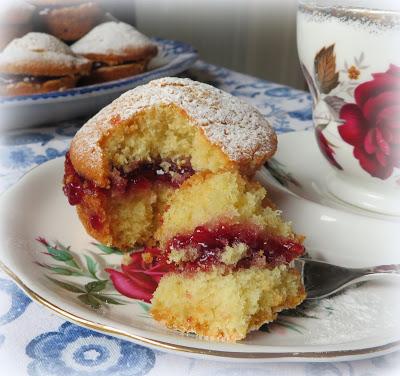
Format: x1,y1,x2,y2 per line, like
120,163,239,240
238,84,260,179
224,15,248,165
0,32,92,76
71,21,158,65
70,77,277,186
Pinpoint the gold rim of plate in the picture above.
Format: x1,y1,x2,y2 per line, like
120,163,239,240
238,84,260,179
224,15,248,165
1,260,400,360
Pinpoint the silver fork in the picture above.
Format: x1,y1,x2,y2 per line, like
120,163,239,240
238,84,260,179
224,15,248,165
294,258,400,299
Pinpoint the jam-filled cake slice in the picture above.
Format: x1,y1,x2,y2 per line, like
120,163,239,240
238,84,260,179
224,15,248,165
0,32,91,96
71,21,158,84
63,77,277,250
151,171,306,342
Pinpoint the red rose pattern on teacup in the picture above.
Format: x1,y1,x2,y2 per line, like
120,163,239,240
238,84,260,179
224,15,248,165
338,64,400,180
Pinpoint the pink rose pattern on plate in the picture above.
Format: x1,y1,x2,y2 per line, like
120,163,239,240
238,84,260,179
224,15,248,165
105,248,170,303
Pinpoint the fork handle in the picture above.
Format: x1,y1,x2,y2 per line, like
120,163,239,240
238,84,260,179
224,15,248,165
363,264,400,275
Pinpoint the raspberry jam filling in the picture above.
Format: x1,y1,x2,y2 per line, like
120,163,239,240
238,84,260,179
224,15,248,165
63,153,101,206
0,74,66,85
110,158,194,195
63,152,194,206
166,223,304,272
92,60,145,70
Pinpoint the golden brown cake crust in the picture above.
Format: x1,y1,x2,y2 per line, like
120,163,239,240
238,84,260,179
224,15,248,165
80,60,148,85
69,77,277,187
39,2,103,42
0,32,92,76
75,48,157,66
0,75,77,96
75,194,112,246
71,21,158,65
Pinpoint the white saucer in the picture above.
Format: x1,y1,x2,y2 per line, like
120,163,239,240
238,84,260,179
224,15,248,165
261,131,400,222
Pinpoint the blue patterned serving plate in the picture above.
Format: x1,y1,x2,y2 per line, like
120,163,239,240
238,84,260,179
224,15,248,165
0,38,198,130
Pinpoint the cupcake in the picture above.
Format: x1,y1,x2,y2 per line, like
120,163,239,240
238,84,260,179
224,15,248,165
63,77,276,249
27,0,103,42
63,77,306,341
0,0,36,50
71,21,158,84
0,32,91,96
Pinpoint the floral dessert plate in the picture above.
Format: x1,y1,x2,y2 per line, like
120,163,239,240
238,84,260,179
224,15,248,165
0,157,400,362
0,38,197,130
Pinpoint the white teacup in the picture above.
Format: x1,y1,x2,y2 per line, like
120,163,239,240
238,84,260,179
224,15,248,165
297,0,400,215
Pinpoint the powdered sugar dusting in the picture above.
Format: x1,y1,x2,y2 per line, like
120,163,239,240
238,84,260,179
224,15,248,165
301,284,400,345
71,21,157,56
5,32,73,56
0,32,90,72
74,77,275,173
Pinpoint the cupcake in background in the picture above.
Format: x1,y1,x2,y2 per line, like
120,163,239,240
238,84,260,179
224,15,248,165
27,0,103,42
0,32,92,96
71,21,158,85
0,0,36,50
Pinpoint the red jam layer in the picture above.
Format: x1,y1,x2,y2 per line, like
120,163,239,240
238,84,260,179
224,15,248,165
110,158,194,195
0,73,62,85
63,152,194,207
63,153,102,206
166,223,304,272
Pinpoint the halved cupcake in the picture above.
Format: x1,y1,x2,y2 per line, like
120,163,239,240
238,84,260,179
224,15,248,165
71,21,158,84
63,77,276,250
151,171,306,341
0,32,91,96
